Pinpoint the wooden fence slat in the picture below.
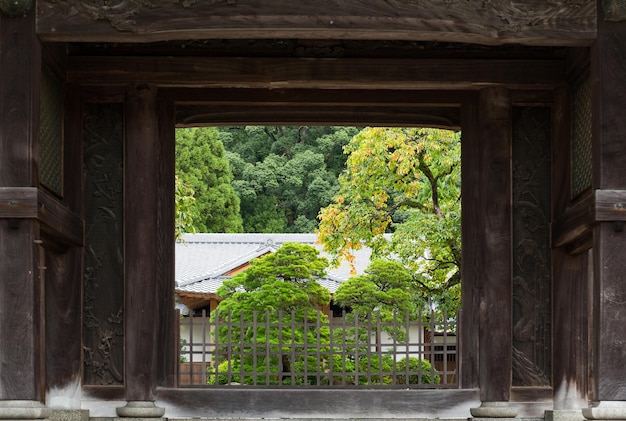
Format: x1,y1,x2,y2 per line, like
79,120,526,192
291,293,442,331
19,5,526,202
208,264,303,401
179,309,457,388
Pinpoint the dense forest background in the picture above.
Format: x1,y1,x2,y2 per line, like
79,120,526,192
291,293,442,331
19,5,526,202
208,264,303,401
176,126,360,233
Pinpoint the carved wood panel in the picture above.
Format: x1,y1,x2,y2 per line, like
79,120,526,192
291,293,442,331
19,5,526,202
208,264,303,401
37,0,596,46
511,106,552,387
82,102,125,386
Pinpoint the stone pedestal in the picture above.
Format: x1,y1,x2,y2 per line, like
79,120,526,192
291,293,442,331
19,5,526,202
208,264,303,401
583,401,626,420
0,400,51,420
546,409,585,421
470,401,519,418
115,401,164,418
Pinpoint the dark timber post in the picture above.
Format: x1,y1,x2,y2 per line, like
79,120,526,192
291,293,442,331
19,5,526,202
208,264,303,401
469,87,517,418
116,84,165,418
0,4,50,420
583,5,626,420
550,85,589,420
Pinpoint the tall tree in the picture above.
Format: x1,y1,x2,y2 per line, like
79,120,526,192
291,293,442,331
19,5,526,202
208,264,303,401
176,127,243,232
174,175,196,241
318,127,461,313
211,243,332,385
220,126,359,232
333,259,413,349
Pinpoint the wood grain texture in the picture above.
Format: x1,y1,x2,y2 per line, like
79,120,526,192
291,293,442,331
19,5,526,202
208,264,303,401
552,248,589,409
156,98,176,388
0,223,41,400
476,87,512,402
0,187,38,217
66,56,567,90
124,84,160,401
551,85,589,408
0,8,43,401
157,388,481,419
177,105,461,129
552,192,594,248
0,187,83,246
38,189,84,246
36,0,596,46
459,96,480,389
590,14,626,402
45,247,83,393
594,189,626,221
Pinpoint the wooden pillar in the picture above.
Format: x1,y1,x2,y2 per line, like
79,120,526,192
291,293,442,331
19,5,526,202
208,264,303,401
116,84,164,418
0,5,50,420
155,98,177,388
550,86,589,418
583,5,626,420
468,87,517,418
460,97,480,389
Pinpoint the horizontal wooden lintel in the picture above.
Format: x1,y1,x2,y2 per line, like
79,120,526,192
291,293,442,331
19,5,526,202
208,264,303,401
176,104,461,129
36,0,596,46
67,56,567,90
553,189,626,252
0,187,84,247
0,187,38,218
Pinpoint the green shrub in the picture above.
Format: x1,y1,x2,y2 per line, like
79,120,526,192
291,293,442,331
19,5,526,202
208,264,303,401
395,357,440,385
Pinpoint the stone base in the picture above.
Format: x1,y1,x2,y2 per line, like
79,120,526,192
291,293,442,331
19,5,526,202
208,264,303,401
115,402,164,418
470,401,519,418
48,410,88,421
0,401,51,420
546,409,585,421
583,401,626,420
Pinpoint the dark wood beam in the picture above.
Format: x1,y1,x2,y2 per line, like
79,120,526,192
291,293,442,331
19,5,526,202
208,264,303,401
37,0,596,46
165,88,469,106
0,187,84,247
124,83,160,402
552,192,594,249
0,6,44,402
588,7,626,405
552,189,626,252
476,86,513,403
176,105,461,129
67,56,567,90
594,189,626,221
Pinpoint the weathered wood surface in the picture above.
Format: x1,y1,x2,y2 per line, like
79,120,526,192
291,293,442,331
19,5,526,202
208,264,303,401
552,192,594,248
0,187,83,246
476,87,512,402
552,248,589,409
45,247,83,396
594,189,626,221
157,388,482,419
172,88,464,128
590,11,626,402
0,8,43,401
124,84,160,401
67,56,567,90
551,85,589,408
156,98,176,388
177,105,461,129
551,188,626,250
0,187,37,217
459,95,479,389
36,0,596,46
43,76,83,398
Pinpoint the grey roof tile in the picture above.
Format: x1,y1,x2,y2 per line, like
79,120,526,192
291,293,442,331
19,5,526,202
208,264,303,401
175,233,375,294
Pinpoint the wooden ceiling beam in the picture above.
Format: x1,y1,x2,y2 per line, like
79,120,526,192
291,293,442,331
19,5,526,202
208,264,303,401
37,0,595,46
176,104,461,129
163,88,469,106
67,56,566,90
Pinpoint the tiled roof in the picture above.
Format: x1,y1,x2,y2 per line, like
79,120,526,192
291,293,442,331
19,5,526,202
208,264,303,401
175,233,375,295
